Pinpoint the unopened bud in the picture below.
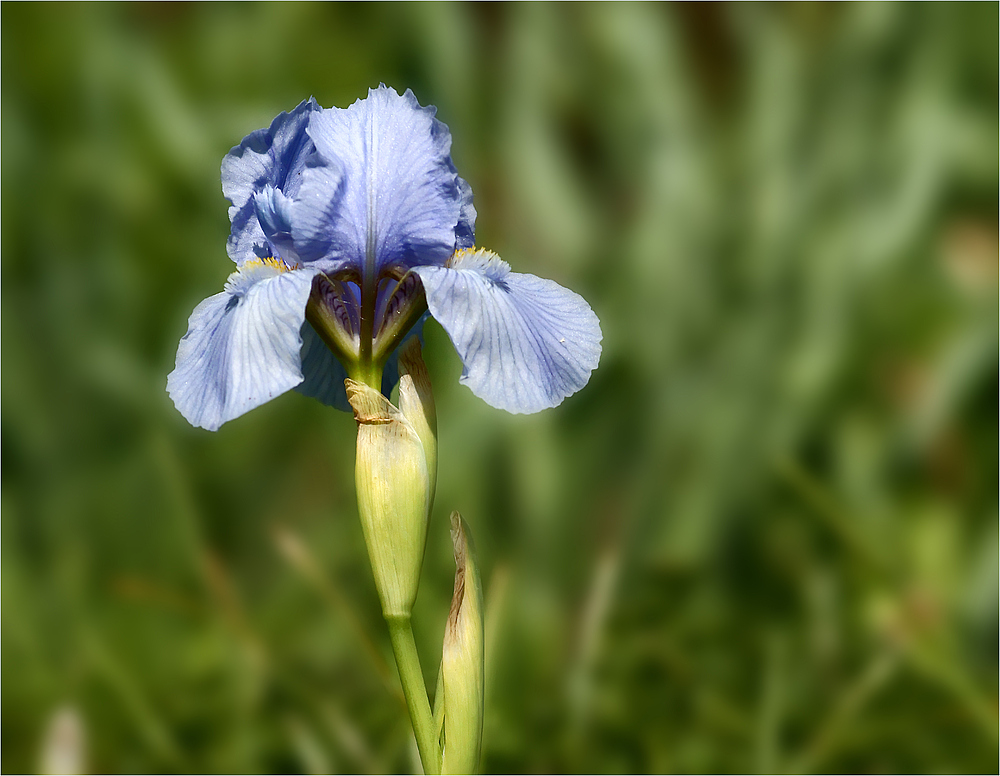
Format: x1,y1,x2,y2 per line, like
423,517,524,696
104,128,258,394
346,379,430,618
441,512,484,774
398,338,437,509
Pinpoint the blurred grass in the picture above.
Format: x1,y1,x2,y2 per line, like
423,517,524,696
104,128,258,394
2,3,996,773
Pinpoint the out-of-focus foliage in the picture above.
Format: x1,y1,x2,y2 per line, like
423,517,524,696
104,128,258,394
2,3,996,773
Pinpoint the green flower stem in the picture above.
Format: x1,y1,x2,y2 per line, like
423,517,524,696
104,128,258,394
387,615,441,775
350,360,384,394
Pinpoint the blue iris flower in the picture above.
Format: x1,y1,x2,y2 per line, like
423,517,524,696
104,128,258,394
168,87,602,431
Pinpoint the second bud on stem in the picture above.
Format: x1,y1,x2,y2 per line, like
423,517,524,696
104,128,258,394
441,512,485,774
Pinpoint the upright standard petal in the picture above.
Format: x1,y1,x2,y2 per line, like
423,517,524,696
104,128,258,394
252,163,349,268
222,98,320,265
414,249,602,414
304,86,470,275
167,261,319,431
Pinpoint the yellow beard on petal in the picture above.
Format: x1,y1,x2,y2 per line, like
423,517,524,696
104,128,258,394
242,255,295,273
447,247,510,279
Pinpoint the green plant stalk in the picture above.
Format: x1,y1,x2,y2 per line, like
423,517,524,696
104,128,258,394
387,615,441,775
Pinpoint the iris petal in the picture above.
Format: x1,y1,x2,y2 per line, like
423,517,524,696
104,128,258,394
294,322,351,412
286,158,347,266
167,264,318,430
414,250,602,413
222,98,320,265
253,175,350,269
253,185,297,262
304,85,470,275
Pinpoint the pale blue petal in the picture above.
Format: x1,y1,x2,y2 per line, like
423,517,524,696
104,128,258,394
167,264,318,431
253,185,297,261
222,98,320,265
304,86,464,275
294,322,351,412
252,172,349,268
284,157,348,266
414,250,602,413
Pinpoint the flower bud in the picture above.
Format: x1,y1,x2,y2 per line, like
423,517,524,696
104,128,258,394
346,379,430,618
441,512,485,774
397,338,437,509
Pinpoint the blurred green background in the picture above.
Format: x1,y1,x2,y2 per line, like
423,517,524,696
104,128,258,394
3,3,997,773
